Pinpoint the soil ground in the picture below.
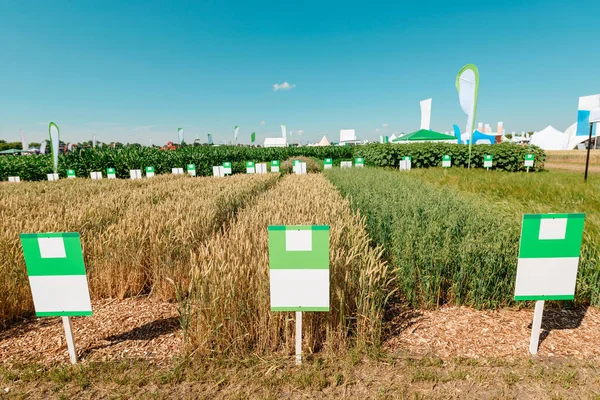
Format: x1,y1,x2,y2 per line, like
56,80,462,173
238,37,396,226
2,298,600,398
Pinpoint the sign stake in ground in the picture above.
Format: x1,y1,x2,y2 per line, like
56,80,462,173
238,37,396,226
525,154,534,173
514,213,585,355
268,225,330,365
20,232,93,364
323,158,333,170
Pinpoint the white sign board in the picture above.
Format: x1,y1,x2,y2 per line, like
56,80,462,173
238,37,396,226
255,163,268,174
340,161,353,168
129,169,142,180
90,172,102,180
8,176,20,183
47,173,59,181
172,168,184,175
213,166,225,177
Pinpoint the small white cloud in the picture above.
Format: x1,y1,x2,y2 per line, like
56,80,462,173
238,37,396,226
260,121,266,125
382,123,389,128
376,128,381,132
297,130,304,135
273,82,296,91
132,125,155,132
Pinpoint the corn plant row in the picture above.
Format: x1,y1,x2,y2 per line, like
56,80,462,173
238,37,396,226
182,174,391,356
325,168,522,309
0,142,546,181
0,174,279,326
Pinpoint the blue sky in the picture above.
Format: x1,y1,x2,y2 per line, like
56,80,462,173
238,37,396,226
1,0,599,145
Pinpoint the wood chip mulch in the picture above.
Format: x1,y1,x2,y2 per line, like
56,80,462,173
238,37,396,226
385,305,600,360
0,298,182,366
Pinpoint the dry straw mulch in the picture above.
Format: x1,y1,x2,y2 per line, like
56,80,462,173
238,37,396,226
386,305,600,360
0,298,182,366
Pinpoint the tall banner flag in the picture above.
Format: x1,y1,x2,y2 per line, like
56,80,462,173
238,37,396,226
20,129,27,151
92,134,96,148
49,122,60,174
178,128,184,144
497,122,503,135
251,132,256,143
456,64,480,168
576,94,600,136
207,133,213,145
420,98,432,130
39,140,47,154
234,126,239,142
281,124,287,139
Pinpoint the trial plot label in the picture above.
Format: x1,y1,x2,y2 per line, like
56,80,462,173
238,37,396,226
187,164,196,176
145,166,155,178
246,161,255,174
67,170,76,179
130,169,142,180
8,176,20,183
442,155,451,168
90,172,102,180
355,158,364,168
106,168,116,179
20,233,92,316
484,155,493,168
514,213,585,301
525,154,534,167
172,167,184,175
270,160,280,173
340,161,352,168
47,173,59,181
268,226,330,311
223,162,232,175
324,158,333,169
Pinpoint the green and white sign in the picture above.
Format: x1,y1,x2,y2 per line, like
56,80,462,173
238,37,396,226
271,160,280,173
484,154,493,168
145,166,155,178
20,232,92,317
324,158,333,169
90,171,102,180
442,155,451,168
130,169,142,180
525,154,534,167
187,164,196,176
246,161,255,174
268,225,330,311
355,157,364,168
67,169,76,179
106,168,116,179
223,162,232,175
400,156,412,171
515,213,585,301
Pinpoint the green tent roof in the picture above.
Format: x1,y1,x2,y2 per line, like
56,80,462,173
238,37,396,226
392,129,457,142
0,148,24,154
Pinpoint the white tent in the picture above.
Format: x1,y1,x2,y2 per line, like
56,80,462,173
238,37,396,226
264,137,287,147
530,125,568,150
315,136,330,146
389,133,397,142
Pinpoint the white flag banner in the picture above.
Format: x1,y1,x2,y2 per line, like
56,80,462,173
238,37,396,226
20,130,27,152
456,64,479,144
92,134,96,148
67,143,73,152
281,124,287,139
178,128,184,144
234,126,239,142
49,122,60,174
39,140,47,154
420,98,432,130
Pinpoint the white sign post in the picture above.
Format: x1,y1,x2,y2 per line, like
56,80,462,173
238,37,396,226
270,160,280,173
106,168,116,179
340,161,352,168
268,225,330,365
213,166,225,177
90,172,103,180
8,176,21,183
484,154,493,170
442,155,451,168
171,167,184,175
255,163,268,174
47,173,59,181
20,232,93,364
514,213,585,355
524,154,534,172
323,158,333,169
246,161,255,174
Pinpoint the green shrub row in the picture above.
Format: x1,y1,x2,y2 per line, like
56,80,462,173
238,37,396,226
0,142,545,181
325,167,522,309
354,142,545,171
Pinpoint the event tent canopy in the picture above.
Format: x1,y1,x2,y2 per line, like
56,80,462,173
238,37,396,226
530,125,568,150
392,129,457,142
315,136,330,146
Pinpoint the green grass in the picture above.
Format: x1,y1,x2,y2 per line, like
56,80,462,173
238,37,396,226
326,167,600,308
325,167,520,309
407,168,600,306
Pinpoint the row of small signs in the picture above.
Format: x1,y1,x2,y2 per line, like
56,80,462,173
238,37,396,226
439,154,535,169
19,212,585,362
